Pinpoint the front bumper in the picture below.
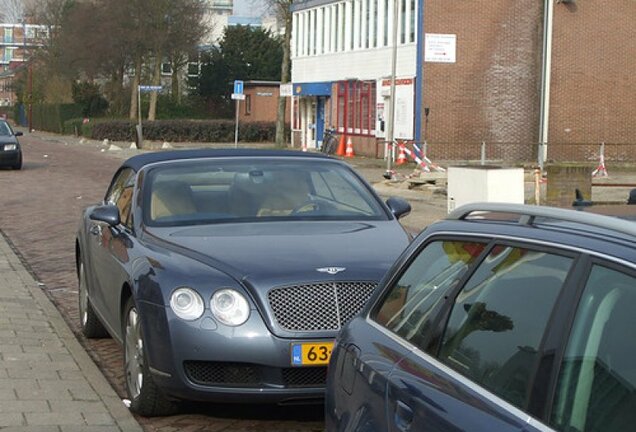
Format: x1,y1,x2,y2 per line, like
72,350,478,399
0,150,20,166
139,300,332,404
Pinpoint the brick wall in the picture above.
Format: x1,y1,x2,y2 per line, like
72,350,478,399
420,1,636,163
239,85,290,123
421,0,543,160
550,2,636,146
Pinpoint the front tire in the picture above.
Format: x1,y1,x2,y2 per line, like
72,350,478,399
123,297,178,416
78,259,108,338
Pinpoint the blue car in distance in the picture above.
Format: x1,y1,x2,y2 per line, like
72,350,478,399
326,203,636,432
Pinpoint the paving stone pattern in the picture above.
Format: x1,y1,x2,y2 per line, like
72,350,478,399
0,227,143,431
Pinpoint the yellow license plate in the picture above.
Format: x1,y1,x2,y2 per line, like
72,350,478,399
291,342,334,366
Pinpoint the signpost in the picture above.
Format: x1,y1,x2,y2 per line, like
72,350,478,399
136,85,163,148
231,80,245,148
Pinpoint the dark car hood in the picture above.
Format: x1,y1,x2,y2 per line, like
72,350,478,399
0,136,18,145
147,220,409,286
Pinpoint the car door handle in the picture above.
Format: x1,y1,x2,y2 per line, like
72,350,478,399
394,400,413,432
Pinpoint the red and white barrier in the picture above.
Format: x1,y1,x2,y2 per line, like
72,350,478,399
592,143,609,177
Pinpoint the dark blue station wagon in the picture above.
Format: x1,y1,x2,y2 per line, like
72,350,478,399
326,203,636,432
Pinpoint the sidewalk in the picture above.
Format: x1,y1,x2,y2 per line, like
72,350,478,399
0,232,143,431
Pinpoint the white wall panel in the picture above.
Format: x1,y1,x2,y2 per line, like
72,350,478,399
292,44,416,82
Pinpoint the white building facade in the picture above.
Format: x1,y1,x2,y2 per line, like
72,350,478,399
291,0,419,154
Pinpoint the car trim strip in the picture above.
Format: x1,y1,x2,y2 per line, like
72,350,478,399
447,202,636,238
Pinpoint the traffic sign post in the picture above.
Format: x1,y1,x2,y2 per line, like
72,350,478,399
136,85,163,148
232,80,244,148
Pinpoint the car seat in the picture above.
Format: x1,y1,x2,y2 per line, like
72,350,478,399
150,181,197,221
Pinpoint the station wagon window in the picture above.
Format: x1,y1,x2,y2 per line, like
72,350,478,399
372,240,487,351
106,168,135,228
438,246,573,410
551,264,636,432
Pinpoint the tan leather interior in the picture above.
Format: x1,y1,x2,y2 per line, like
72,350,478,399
151,181,197,221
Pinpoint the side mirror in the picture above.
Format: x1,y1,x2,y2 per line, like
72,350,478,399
386,197,411,220
14,131,23,137
89,204,120,227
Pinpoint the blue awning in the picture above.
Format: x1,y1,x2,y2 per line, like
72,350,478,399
293,82,332,96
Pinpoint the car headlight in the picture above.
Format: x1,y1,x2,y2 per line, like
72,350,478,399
211,289,250,326
4,144,16,151
170,287,204,321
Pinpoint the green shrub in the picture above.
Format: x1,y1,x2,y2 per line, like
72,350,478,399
32,103,84,133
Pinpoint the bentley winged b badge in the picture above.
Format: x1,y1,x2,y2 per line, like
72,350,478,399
316,267,346,275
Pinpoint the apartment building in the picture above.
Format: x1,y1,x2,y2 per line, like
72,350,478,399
0,23,48,106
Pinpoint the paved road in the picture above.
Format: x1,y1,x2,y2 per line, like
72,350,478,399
0,133,329,431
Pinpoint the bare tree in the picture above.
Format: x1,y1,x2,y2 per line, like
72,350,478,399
146,0,207,120
268,0,292,148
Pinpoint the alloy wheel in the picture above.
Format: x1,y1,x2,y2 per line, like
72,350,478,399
125,307,144,400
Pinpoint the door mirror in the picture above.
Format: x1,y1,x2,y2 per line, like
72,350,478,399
89,204,120,227
14,131,23,137
386,197,411,220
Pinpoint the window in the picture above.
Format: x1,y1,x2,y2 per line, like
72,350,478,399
551,265,636,432
409,0,416,43
161,63,172,75
244,94,251,115
373,240,487,350
4,28,13,44
438,246,573,410
187,61,199,77
3,48,14,63
400,0,406,44
106,168,135,228
336,80,376,136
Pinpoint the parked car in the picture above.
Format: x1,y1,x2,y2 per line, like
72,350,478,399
0,120,23,170
326,202,636,432
76,148,411,416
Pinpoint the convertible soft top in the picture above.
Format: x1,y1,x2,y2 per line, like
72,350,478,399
122,148,333,171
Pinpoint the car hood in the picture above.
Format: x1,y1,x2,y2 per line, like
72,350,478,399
0,136,18,145
147,220,409,286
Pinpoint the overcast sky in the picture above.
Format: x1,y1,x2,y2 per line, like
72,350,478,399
233,0,269,17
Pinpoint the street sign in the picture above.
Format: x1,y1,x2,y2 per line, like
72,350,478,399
280,83,293,97
233,80,244,95
138,85,163,92
231,93,246,100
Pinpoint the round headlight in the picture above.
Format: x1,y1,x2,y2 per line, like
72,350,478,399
211,289,250,326
170,287,204,321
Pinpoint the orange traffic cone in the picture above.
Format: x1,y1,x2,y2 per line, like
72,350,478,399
336,134,346,156
396,144,407,165
345,137,355,157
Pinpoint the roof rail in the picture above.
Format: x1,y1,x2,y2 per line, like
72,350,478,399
447,202,636,238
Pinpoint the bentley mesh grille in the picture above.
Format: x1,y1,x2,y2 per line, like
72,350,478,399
184,361,260,386
267,281,377,332
282,367,328,387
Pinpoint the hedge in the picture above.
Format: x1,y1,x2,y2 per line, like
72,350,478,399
88,119,284,143
32,103,84,133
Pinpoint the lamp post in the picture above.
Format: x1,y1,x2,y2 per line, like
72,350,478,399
385,0,400,176
22,19,32,132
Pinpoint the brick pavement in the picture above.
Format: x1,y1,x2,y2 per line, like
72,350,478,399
0,231,143,431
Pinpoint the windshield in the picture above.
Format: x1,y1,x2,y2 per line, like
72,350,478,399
143,158,388,226
0,122,13,136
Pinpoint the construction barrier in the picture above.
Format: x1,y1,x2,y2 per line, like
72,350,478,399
592,142,608,177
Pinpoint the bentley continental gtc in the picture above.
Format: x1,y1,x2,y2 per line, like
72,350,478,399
75,149,411,416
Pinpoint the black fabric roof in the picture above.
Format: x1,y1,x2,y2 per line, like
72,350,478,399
121,148,334,171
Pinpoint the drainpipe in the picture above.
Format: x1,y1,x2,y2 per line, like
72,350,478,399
538,0,555,169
